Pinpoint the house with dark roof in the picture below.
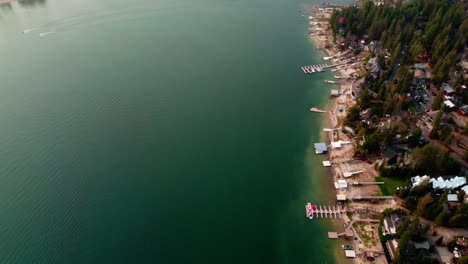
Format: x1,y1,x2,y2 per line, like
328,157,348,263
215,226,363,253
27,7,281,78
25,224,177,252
383,214,403,235
405,240,430,257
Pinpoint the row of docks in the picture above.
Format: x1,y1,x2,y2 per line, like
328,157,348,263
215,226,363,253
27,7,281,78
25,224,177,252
301,61,349,74
305,205,344,219
301,64,328,74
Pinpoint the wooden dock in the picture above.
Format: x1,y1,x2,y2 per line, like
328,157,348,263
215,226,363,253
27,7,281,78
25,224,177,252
305,204,344,219
352,181,385,186
301,64,327,74
350,196,394,200
301,62,348,74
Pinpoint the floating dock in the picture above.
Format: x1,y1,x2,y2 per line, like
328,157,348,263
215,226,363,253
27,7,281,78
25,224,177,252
305,204,344,219
301,61,348,74
301,64,327,74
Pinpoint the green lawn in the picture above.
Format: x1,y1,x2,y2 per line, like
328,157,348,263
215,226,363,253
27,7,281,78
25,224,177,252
375,176,407,196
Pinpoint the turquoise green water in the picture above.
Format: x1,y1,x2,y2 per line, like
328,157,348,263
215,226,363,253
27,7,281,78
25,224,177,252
0,0,342,262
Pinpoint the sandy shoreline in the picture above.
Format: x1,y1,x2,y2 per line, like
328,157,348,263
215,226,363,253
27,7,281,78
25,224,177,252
305,6,388,264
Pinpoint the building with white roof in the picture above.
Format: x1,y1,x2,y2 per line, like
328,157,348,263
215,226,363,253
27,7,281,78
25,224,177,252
447,194,459,202
444,100,455,108
411,175,430,187
462,185,468,193
337,180,348,189
345,250,356,258
330,140,351,149
336,194,347,201
411,175,466,190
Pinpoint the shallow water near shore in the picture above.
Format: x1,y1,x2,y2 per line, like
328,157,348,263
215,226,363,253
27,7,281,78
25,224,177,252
0,0,350,262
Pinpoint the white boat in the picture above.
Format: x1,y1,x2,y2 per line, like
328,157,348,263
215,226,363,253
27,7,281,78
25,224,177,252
310,107,327,113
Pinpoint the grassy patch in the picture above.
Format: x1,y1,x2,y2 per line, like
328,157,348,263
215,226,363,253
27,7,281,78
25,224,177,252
375,176,406,195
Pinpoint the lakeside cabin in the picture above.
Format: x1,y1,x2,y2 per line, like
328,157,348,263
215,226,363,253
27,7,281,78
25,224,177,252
314,143,328,154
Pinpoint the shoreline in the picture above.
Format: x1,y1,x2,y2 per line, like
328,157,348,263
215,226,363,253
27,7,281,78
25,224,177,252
304,5,386,264
308,24,356,264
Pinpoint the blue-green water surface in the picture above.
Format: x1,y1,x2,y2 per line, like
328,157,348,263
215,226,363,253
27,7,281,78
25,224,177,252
0,0,340,262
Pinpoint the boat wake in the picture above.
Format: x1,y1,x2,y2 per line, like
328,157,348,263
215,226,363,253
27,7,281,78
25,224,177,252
21,4,170,36
39,31,55,37
23,28,39,34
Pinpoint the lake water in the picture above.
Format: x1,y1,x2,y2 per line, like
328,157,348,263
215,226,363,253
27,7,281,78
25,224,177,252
0,0,341,262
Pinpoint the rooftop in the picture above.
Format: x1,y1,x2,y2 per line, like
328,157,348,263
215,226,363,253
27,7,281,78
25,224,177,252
345,250,356,258
447,194,459,202
336,194,347,201
314,143,328,154
444,100,455,108
337,180,348,188
442,83,455,94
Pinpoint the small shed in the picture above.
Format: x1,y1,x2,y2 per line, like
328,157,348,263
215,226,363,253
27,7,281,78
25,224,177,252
328,232,338,239
322,161,332,167
331,90,339,97
447,194,459,202
337,180,348,188
345,250,356,258
444,100,455,109
331,141,342,149
336,195,347,201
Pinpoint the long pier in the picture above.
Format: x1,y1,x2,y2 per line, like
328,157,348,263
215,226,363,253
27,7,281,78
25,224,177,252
352,181,385,186
301,64,327,74
301,62,349,74
350,196,394,200
305,204,344,219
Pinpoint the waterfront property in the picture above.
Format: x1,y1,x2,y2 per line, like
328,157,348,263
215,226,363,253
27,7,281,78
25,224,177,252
411,175,467,190
314,143,328,154
335,180,348,189
305,204,344,219
386,239,398,260
383,214,403,235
